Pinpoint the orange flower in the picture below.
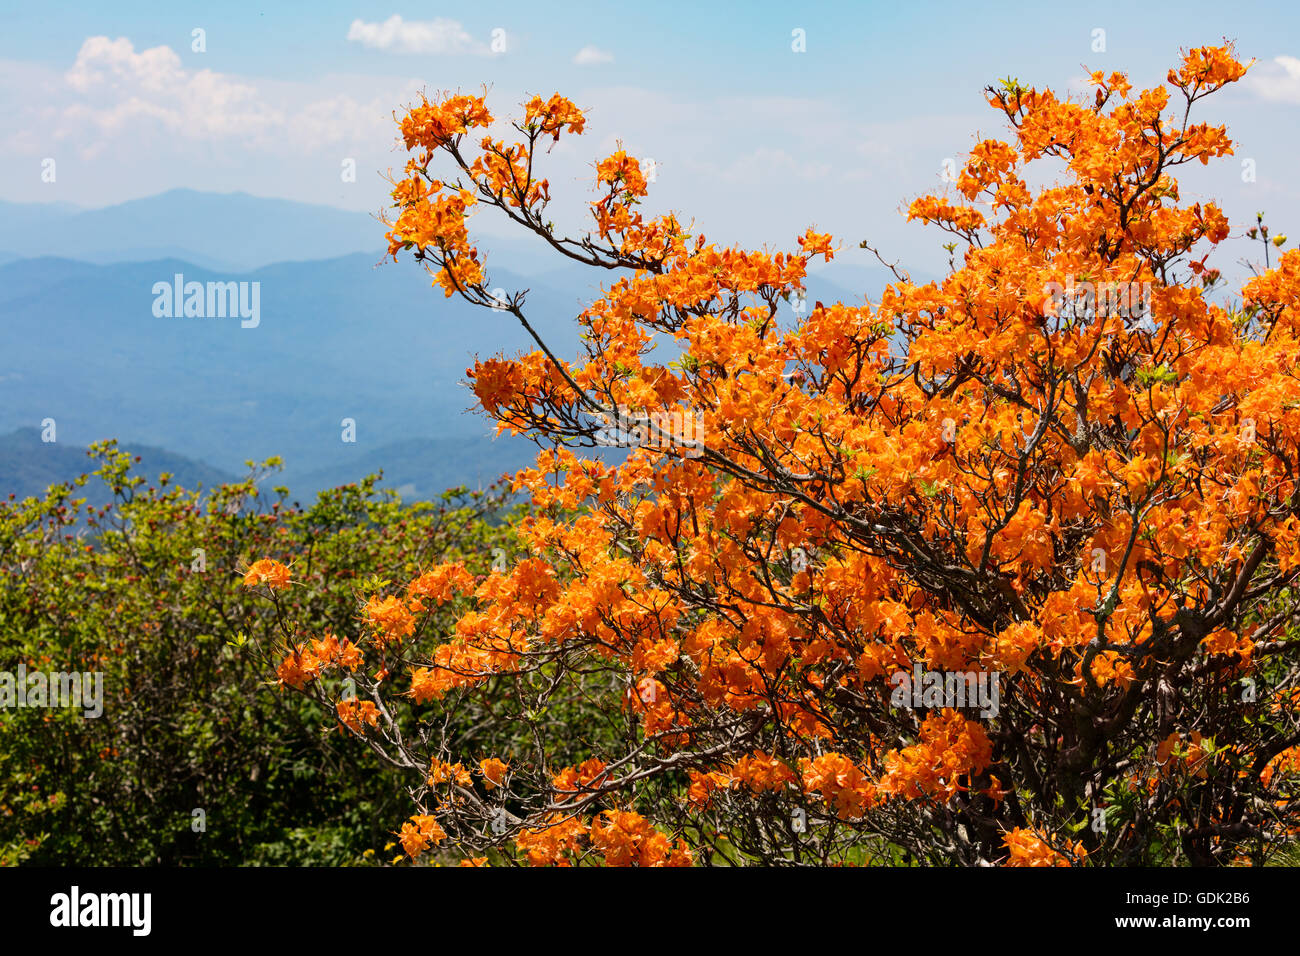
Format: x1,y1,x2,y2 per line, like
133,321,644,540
801,753,875,819
408,564,475,607
553,759,609,802
797,228,835,261
729,751,797,793
588,810,693,867
243,558,291,590
428,758,474,788
1002,827,1085,867
336,698,379,733
399,93,492,151
479,757,509,790
363,595,416,648
275,643,321,689
515,814,588,867
524,93,586,141
397,813,447,859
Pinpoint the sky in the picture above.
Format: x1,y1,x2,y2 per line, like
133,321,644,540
2,0,1299,281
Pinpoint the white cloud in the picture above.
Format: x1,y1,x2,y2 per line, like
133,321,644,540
0,43,1042,276
573,46,614,66
0,35,428,201
66,36,185,93
1246,55,1300,104
346,15,480,55
56,37,282,152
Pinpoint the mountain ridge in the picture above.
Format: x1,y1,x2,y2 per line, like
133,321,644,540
0,190,921,500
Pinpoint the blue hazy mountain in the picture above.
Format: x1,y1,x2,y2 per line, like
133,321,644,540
0,191,912,500
0,425,545,507
0,190,917,285
0,251,592,490
0,191,378,272
0,190,581,275
0,426,235,505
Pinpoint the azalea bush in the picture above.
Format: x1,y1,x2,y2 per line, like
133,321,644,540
0,443,520,864
258,44,1300,866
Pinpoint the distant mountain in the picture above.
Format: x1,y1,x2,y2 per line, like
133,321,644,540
0,190,929,282
0,191,587,274
0,200,80,238
0,252,589,482
0,426,556,506
0,190,932,504
0,427,233,505
292,435,544,502
0,191,378,272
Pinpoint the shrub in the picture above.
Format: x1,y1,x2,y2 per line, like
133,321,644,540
0,442,519,864
258,45,1300,866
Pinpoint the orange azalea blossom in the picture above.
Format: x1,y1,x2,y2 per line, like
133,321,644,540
552,759,609,803
587,810,693,867
1155,731,1215,781
407,564,476,608
275,643,320,689
478,757,509,790
399,92,492,152
801,753,876,820
796,228,835,260
687,769,737,809
428,758,474,788
398,813,447,859
1261,747,1300,790
275,634,364,688
514,814,589,867
362,594,417,648
728,751,797,792
243,558,290,590
524,93,586,141
335,698,379,734
1003,827,1087,867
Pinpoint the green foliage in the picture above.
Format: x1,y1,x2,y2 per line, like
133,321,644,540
0,441,521,865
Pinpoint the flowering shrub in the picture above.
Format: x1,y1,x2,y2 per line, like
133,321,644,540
0,444,519,864
259,45,1300,866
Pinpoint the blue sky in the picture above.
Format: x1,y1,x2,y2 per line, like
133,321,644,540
2,0,1299,281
